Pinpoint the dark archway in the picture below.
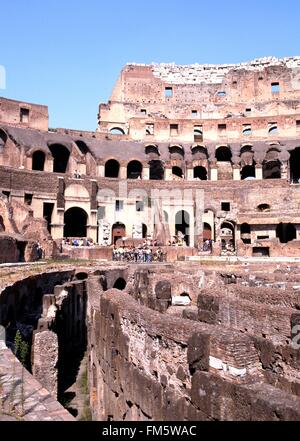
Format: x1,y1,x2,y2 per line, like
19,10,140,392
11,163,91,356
220,221,235,251
241,223,251,244
64,207,88,237
75,272,88,281
172,166,183,178
32,151,46,171
290,148,300,183
105,159,120,178
142,223,147,239
175,210,190,245
276,223,296,244
263,160,281,179
241,165,256,180
75,141,89,154
49,144,70,173
127,161,142,179
113,278,127,290
203,223,212,240
194,166,207,180
110,127,125,135
112,222,126,244
216,146,232,162
149,160,164,180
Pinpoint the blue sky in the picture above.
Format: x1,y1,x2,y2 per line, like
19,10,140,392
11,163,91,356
1,0,300,131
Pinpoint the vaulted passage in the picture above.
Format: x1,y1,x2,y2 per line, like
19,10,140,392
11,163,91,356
113,278,127,290
105,159,120,178
112,222,126,244
32,151,46,171
64,207,88,237
127,161,142,179
49,144,70,173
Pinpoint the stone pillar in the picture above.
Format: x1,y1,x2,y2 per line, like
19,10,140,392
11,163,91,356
142,167,149,180
210,168,218,181
44,158,53,172
255,164,263,180
120,166,127,179
187,168,194,181
165,167,173,181
32,330,58,398
281,161,288,180
233,165,241,181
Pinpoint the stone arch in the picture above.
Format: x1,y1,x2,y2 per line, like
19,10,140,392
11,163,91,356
191,145,208,160
194,166,207,180
64,207,88,237
32,150,46,171
110,127,125,135
64,183,90,199
169,145,184,160
216,145,232,162
0,128,8,148
149,160,164,180
75,140,89,154
145,144,160,158
172,166,183,178
49,143,70,173
220,221,235,251
105,159,120,178
175,210,190,246
127,160,142,179
112,222,126,244
113,278,127,290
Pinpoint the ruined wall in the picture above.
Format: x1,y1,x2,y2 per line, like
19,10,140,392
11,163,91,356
87,282,300,421
0,97,48,131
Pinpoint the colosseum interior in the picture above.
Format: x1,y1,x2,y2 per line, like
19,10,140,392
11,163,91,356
1,56,300,421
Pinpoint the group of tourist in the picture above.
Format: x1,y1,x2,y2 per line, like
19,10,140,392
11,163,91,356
112,245,166,263
62,238,94,247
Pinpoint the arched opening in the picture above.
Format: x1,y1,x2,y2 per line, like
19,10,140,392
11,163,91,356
175,210,190,246
113,278,127,290
203,223,212,241
105,159,120,178
241,165,256,180
64,207,88,237
194,129,203,143
32,150,46,171
149,160,164,180
290,148,300,183
49,144,70,173
194,166,207,180
276,223,297,244
220,221,235,253
0,215,5,232
112,222,126,244
127,160,142,179
263,160,281,179
75,141,89,154
110,127,125,135
145,145,159,158
241,223,251,244
268,125,278,135
172,166,183,178
216,146,232,162
169,145,184,160
142,223,147,239
0,129,7,149
191,146,208,160
75,272,88,281
257,204,271,212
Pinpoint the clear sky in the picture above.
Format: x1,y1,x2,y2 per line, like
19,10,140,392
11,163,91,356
1,0,300,131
